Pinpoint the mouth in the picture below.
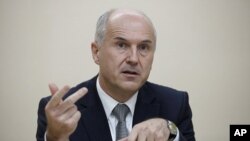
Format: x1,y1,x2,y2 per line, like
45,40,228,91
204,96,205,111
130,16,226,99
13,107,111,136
121,70,139,76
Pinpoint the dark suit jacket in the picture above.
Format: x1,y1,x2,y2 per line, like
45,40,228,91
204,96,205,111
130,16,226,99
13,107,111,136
36,76,195,141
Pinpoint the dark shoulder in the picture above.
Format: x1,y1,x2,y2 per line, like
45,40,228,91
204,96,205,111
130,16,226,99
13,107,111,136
141,82,190,122
140,81,189,109
143,81,188,99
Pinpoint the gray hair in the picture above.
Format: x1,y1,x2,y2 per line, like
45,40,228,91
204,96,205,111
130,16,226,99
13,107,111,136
94,9,157,46
94,9,115,45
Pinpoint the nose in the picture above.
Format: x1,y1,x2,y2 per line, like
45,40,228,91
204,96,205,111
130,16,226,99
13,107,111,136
126,47,139,65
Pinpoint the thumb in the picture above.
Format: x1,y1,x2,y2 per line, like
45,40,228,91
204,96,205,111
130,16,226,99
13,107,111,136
48,83,59,95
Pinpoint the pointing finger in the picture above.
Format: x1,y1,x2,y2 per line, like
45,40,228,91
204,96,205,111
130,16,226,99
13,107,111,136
64,87,88,105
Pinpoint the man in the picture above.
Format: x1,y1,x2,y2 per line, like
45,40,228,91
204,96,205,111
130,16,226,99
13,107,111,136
36,8,195,141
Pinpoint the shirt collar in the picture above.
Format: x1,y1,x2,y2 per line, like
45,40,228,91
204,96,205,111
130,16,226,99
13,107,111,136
96,77,138,118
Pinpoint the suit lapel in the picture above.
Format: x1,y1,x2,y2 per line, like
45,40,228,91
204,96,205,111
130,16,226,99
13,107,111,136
77,76,112,141
80,105,112,141
133,82,161,126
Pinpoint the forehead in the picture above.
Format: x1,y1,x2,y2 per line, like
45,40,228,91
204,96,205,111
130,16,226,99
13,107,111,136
106,11,156,43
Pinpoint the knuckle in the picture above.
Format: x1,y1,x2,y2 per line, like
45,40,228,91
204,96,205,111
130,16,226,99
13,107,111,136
56,116,64,124
57,118,72,129
155,131,165,140
72,105,77,110
63,121,73,129
133,124,142,131
63,100,70,106
73,111,81,121
69,105,78,113
65,98,74,105
150,128,157,135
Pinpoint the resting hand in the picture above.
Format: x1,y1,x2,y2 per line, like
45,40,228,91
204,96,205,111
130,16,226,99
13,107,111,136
125,118,170,141
45,83,88,141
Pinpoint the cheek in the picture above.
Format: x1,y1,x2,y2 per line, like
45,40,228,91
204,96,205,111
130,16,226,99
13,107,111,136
100,50,123,70
142,56,154,70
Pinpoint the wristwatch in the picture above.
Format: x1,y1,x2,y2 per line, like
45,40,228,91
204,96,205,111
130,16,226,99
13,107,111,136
167,120,177,141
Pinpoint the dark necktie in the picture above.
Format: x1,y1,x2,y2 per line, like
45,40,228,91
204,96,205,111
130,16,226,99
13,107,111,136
112,104,130,140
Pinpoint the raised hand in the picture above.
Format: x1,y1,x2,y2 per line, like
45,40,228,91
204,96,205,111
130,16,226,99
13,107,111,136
45,83,88,141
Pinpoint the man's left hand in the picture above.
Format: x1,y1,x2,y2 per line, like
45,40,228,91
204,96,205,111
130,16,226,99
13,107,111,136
121,118,170,141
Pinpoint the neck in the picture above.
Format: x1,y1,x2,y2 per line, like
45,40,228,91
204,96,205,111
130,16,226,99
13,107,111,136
98,77,135,103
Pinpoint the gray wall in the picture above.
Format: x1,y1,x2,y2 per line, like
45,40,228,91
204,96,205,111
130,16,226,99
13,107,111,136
1,0,250,140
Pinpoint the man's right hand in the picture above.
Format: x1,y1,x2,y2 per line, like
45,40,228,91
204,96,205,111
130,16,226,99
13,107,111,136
45,83,88,141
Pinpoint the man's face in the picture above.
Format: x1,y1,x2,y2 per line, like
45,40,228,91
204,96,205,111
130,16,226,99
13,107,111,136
93,12,156,95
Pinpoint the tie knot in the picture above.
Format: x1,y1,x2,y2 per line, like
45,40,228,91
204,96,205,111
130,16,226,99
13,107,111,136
112,104,130,121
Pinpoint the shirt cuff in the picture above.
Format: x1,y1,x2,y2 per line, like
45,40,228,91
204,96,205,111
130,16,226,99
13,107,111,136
44,131,47,141
172,127,180,141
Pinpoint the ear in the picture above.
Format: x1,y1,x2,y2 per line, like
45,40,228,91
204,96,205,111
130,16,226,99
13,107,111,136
91,42,100,65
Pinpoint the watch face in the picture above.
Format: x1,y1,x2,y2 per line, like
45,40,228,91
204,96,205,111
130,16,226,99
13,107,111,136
168,120,178,135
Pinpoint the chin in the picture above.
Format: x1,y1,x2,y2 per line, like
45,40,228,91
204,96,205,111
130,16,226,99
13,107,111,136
119,81,142,92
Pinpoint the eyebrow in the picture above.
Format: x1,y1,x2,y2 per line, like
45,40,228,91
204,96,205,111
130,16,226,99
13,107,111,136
114,37,153,44
114,37,127,41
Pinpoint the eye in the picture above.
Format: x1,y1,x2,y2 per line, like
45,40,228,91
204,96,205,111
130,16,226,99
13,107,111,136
118,43,125,47
117,42,128,49
138,44,151,56
138,44,148,50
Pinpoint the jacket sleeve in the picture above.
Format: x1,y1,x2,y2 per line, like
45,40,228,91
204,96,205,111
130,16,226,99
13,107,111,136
36,97,50,141
177,92,195,141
